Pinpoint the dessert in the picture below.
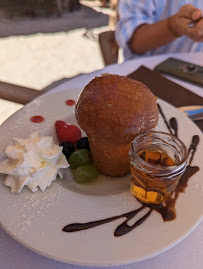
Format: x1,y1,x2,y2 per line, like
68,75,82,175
75,74,159,176
63,107,200,236
0,132,69,193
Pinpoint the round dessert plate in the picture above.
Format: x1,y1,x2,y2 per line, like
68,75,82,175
0,88,202,266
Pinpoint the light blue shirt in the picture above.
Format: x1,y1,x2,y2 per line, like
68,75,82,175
115,0,203,60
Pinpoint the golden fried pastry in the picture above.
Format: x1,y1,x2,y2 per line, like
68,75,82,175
75,74,159,176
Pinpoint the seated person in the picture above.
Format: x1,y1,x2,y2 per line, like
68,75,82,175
115,0,203,60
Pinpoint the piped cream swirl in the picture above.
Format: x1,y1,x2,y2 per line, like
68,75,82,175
0,132,69,193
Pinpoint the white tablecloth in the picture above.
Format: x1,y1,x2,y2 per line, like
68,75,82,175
0,53,202,269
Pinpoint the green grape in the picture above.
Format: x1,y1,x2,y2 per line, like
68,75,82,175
68,149,91,169
73,165,99,184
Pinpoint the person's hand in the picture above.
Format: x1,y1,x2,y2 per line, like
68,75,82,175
169,4,203,41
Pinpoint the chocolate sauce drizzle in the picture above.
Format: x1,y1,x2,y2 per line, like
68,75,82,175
62,104,200,236
158,104,178,137
62,205,153,237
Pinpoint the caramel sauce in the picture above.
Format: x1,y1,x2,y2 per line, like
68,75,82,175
139,150,175,166
130,149,176,205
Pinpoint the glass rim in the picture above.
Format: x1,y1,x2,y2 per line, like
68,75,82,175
129,131,188,174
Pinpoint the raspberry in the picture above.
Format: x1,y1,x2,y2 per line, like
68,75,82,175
55,120,81,144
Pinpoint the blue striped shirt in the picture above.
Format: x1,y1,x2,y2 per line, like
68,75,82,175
115,0,203,60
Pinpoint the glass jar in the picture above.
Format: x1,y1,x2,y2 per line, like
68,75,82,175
129,131,187,206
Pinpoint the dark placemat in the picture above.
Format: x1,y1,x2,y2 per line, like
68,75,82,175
127,66,203,132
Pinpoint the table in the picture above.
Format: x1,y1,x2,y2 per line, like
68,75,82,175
0,52,202,269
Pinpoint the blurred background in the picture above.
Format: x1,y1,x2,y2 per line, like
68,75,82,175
0,0,121,123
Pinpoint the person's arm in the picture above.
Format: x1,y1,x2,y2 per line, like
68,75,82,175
129,19,176,54
129,4,203,55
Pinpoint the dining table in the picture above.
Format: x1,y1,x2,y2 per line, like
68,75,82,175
0,52,202,269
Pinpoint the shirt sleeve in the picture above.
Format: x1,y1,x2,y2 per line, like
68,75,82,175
115,0,156,59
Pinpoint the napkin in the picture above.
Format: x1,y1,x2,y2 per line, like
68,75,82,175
127,66,203,131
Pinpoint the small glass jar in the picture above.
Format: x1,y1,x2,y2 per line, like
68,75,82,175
129,131,187,206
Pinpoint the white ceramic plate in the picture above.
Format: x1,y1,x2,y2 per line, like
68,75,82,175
0,88,202,266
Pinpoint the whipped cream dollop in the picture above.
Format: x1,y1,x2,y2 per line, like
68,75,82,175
0,132,69,193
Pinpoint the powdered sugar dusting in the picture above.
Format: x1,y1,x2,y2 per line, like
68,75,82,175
1,181,65,236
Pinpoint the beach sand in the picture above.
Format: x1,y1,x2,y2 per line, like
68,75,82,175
0,1,115,124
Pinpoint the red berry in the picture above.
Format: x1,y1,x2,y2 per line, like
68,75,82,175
55,120,81,144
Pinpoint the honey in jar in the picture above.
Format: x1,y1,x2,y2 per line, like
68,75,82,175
129,132,187,205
